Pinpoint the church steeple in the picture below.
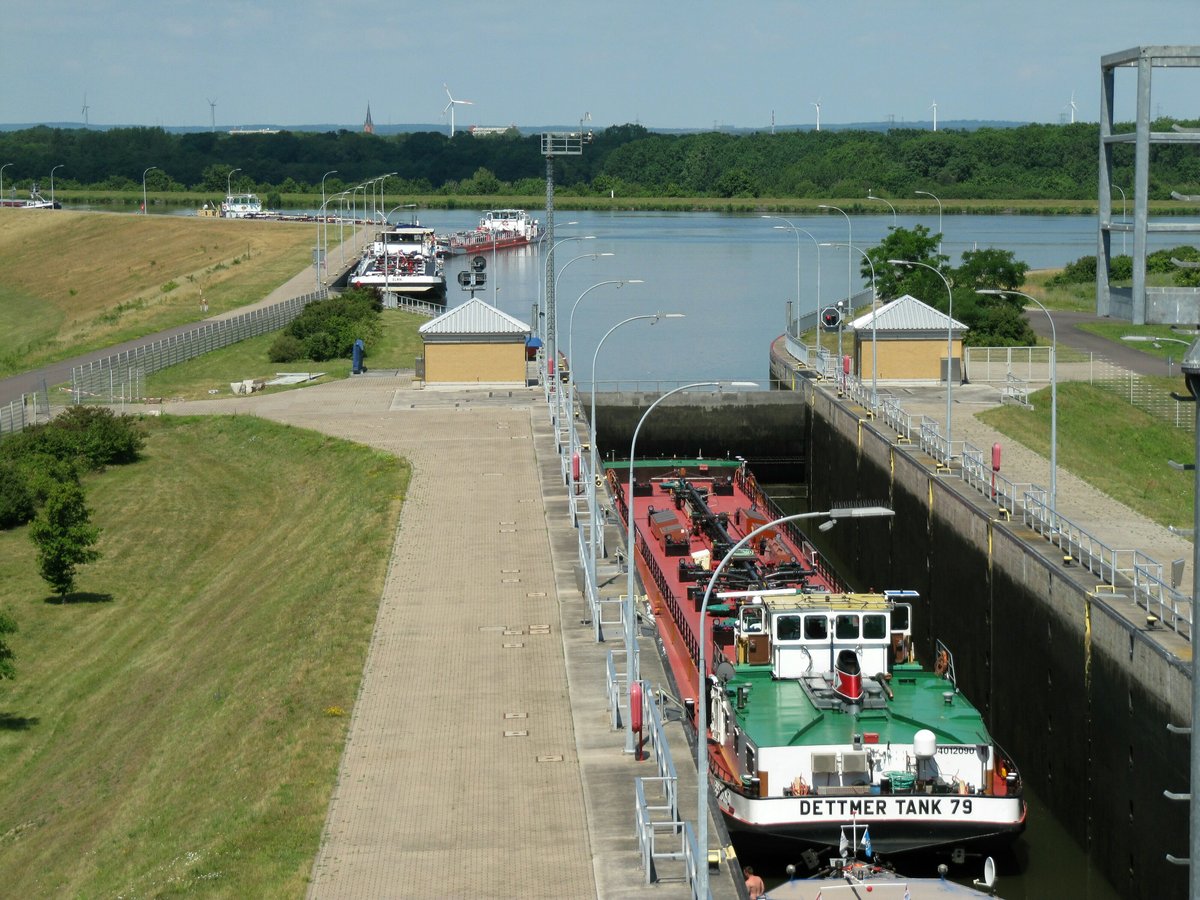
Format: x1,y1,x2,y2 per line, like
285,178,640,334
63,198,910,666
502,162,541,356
363,104,375,134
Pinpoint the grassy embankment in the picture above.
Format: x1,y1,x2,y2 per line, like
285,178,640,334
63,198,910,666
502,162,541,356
0,414,410,895
0,208,425,395
0,208,318,377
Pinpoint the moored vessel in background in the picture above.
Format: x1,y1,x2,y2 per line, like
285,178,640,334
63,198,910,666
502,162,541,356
609,459,1025,859
220,193,265,218
443,208,540,255
1,183,58,209
350,224,446,301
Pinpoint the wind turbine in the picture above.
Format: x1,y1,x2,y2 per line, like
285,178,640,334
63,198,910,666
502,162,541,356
207,98,217,132
930,100,938,132
443,84,473,137
81,93,89,127
1066,91,1077,124
812,99,821,132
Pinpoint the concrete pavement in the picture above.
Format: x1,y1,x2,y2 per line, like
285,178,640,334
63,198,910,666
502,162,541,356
155,378,739,899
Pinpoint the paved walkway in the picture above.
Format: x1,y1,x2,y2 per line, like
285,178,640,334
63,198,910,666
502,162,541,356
156,378,737,899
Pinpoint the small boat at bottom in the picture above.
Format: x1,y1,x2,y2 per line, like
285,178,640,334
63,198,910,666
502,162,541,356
763,853,1001,898
609,459,1026,859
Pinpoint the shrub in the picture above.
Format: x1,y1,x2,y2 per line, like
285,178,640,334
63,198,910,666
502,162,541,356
0,462,34,529
0,406,144,471
268,334,306,363
282,289,382,362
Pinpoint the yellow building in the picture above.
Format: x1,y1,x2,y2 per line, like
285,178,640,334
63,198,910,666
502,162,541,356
849,294,968,383
418,297,532,384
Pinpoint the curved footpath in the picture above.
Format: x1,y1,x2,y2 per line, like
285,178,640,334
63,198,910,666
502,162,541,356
152,379,738,899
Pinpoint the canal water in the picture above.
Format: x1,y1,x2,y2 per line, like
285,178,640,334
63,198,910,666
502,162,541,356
149,203,1153,896
275,206,1195,390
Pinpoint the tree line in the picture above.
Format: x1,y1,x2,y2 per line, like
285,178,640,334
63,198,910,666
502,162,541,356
2,120,1199,201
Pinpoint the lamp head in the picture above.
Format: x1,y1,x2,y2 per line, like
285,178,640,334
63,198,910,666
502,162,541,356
1181,336,1200,399
818,519,836,532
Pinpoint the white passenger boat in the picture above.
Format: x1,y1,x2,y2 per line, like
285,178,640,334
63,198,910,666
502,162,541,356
221,193,265,218
350,225,446,301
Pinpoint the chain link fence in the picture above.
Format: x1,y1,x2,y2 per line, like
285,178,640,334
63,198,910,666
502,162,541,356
0,381,51,436
70,289,328,404
966,345,1197,430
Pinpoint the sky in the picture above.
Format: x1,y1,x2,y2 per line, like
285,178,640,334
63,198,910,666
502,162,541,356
4,1,1200,131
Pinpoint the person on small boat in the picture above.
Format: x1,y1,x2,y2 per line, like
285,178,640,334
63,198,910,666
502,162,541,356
744,865,765,899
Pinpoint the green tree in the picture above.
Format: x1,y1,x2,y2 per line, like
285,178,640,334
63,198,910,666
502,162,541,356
0,609,15,680
28,481,101,600
953,247,1029,292
865,225,946,300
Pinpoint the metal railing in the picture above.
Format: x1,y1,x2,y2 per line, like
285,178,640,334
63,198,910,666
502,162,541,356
71,289,328,404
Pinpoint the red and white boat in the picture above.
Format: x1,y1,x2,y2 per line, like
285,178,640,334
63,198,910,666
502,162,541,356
443,208,540,255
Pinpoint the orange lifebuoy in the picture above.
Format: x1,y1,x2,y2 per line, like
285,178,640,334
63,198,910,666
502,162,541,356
934,649,950,676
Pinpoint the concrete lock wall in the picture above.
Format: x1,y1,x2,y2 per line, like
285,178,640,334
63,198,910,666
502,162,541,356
594,384,1190,898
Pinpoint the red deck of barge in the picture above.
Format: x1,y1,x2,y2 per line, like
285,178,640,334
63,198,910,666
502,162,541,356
609,461,846,711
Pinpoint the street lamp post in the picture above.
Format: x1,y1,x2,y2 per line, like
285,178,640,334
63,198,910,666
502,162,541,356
141,166,157,215
544,233,596,402
982,289,1058,513
320,170,337,273
824,242,878,408
890,259,956,450
536,222,579,345
867,192,898,228
764,218,821,340
588,313,684,604
915,190,944,255
0,163,10,203
565,273,631,493
227,167,241,199
624,380,721,751
819,205,853,358
50,164,63,205
695,505,895,898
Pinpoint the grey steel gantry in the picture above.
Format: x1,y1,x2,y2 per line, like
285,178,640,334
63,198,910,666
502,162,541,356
1098,46,1200,326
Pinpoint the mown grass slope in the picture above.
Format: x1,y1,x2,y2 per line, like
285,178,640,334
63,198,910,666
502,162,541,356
0,415,408,896
979,381,1193,529
0,210,317,376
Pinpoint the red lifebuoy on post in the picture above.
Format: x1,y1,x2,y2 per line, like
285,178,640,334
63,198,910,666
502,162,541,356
630,681,643,734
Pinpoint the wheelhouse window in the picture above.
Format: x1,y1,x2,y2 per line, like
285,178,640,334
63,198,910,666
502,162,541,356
776,615,802,641
835,614,860,640
863,614,888,640
803,615,828,640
